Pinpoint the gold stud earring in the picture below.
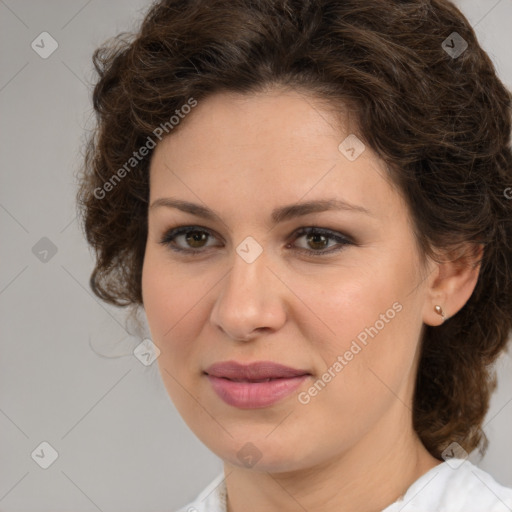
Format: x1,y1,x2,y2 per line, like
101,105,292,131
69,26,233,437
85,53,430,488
434,305,446,320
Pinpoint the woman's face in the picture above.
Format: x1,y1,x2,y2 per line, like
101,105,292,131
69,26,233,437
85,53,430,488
142,89,435,472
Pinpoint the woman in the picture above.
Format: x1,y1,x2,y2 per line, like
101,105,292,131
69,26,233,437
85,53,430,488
77,0,512,510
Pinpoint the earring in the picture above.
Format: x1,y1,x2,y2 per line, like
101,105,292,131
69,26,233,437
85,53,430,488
434,305,446,320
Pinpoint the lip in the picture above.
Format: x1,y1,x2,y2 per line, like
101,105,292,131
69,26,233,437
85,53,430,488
204,361,311,409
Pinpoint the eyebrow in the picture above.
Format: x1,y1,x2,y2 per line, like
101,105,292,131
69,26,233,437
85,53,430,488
149,197,373,225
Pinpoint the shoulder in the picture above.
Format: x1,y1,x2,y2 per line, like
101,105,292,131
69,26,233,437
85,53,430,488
383,459,512,512
175,473,227,512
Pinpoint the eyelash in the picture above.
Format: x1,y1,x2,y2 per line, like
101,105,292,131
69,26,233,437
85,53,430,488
158,225,353,257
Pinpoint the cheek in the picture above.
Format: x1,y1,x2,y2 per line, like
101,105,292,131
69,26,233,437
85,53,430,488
142,255,172,338
141,252,202,357
141,254,206,414
299,265,404,350
296,257,422,401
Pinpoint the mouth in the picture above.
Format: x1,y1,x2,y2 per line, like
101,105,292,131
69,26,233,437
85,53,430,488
204,360,311,408
204,360,310,380
218,377,278,382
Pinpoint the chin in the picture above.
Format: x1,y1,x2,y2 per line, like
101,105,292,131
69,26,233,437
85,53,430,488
198,428,327,474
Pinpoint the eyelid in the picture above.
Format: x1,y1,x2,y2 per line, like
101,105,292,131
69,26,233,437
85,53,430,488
158,225,221,253
158,224,354,257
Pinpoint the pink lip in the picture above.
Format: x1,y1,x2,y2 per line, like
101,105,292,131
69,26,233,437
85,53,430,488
204,361,310,409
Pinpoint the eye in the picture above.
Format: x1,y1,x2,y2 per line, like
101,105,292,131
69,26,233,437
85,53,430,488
158,225,220,255
290,227,353,255
158,225,353,256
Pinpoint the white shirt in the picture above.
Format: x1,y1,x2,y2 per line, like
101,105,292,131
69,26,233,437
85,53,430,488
176,459,512,512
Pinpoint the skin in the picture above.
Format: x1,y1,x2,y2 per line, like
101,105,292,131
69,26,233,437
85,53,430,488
141,88,482,512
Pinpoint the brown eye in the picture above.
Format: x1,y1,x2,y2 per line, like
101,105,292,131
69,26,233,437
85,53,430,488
291,227,353,256
159,226,220,254
159,225,353,257
184,230,209,248
305,232,330,251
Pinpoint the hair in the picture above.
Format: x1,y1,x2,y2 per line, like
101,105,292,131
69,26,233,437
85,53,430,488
76,0,512,460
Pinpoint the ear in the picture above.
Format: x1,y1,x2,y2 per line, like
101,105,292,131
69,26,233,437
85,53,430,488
422,243,484,326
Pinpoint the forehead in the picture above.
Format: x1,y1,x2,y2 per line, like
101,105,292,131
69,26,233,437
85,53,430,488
154,89,358,161
148,90,403,224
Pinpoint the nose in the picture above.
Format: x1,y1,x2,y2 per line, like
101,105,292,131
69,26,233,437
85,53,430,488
209,244,287,342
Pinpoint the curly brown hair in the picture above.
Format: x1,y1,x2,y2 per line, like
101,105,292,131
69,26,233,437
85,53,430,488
76,0,512,460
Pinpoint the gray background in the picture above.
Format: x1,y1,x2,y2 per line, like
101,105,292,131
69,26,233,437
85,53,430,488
0,0,511,510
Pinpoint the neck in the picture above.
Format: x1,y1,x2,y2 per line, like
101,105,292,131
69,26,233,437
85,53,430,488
223,408,441,512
